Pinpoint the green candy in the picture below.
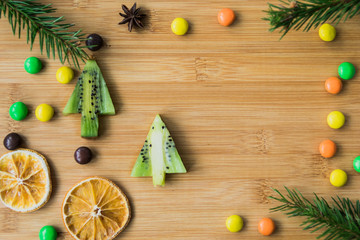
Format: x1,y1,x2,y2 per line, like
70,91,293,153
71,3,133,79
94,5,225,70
353,156,360,173
338,62,355,80
9,102,28,121
39,226,57,240
24,57,42,74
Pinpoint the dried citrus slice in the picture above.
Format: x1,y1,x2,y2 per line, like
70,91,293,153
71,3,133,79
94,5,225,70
62,177,131,240
0,148,51,212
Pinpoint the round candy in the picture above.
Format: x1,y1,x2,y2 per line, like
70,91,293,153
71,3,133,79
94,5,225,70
74,146,93,164
24,57,42,74
9,102,28,121
39,225,57,240
226,215,243,232
258,217,275,236
35,104,54,122
319,24,336,42
3,133,22,150
319,139,336,158
338,62,356,80
330,169,347,187
86,33,104,51
218,8,235,26
353,156,360,173
327,111,345,129
325,77,342,94
171,18,189,36
56,66,74,84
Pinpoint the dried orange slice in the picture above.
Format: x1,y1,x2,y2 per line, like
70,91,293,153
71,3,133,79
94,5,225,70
62,177,131,240
0,148,51,212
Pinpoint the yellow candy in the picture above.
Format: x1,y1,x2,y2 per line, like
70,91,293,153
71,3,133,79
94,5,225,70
330,169,347,187
319,24,336,42
171,18,189,36
35,104,54,122
226,215,243,232
327,111,345,129
56,66,74,84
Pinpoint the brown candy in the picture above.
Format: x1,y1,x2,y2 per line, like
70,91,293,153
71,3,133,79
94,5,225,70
74,146,93,164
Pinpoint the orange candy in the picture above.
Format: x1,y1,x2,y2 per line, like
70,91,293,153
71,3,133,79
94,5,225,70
319,139,337,158
218,8,235,26
325,77,342,94
258,217,275,236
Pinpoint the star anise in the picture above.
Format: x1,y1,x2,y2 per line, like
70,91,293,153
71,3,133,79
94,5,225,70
118,3,146,32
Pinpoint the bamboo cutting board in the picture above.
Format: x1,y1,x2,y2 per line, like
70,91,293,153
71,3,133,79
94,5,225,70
1,0,360,239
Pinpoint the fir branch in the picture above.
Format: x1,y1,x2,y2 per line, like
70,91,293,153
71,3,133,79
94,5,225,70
270,187,360,239
0,0,89,68
263,0,360,39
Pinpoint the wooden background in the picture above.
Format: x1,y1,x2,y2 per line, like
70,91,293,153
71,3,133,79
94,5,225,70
0,0,360,239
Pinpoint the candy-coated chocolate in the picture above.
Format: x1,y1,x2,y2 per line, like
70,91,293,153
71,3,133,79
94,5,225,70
319,139,336,158
319,24,336,42
338,62,355,80
9,102,28,121
24,57,42,74
226,215,243,232
353,156,360,173
325,77,342,94
258,217,275,236
74,146,93,164
330,169,347,187
327,111,345,129
171,18,189,35
35,104,54,122
86,34,104,51
56,66,74,84
3,133,22,150
39,225,57,240
218,8,235,26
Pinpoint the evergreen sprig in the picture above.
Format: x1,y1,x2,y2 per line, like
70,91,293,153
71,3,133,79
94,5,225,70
0,0,89,68
270,187,360,239
263,0,360,39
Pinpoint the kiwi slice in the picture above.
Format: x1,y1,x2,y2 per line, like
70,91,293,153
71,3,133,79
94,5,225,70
131,114,186,186
63,60,115,137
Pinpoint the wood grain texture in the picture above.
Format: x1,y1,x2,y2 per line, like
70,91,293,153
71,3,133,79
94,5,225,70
0,0,360,239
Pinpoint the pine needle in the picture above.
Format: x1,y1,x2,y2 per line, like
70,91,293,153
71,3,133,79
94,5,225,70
263,0,360,39
0,0,89,68
270,187,360,239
